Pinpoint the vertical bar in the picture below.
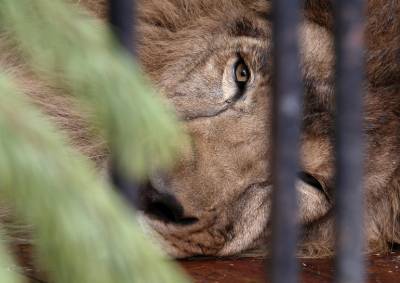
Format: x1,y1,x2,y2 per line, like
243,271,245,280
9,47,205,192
109,0,136,56
334,0,365,283
270,0,302,283
108,0,140,207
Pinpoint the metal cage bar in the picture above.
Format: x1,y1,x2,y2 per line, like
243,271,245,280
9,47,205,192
109,0,136,56
109,0,141,207
270,0,302,283
334,1,365,283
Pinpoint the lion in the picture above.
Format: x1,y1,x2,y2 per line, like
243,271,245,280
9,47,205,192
1,0,400,259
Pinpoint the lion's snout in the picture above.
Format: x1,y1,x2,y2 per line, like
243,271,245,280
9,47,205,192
138,181,199,226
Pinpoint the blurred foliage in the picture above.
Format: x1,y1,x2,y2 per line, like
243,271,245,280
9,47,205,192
0,76,190,283
0,229,23,283
0,0,188,179
0,0,190,282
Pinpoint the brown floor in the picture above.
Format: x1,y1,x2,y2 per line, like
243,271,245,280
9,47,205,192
14,244,400,283
180,252,400,283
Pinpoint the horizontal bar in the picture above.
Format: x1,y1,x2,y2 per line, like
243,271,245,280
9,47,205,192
334,0,365,283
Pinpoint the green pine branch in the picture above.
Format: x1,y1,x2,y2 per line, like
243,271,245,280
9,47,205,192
0,0,188,179
0,74,190,283
0,0,192,282
0,230,23,283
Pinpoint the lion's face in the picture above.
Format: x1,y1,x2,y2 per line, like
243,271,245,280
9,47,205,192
142,33,274,256
2,0,400,260
135,0,338,257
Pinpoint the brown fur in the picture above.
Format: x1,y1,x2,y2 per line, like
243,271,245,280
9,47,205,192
1,0,400,258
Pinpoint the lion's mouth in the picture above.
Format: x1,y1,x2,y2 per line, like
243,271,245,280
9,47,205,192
138,174,328,258
137,180,272,257
298,171,323,191
297,171,330,202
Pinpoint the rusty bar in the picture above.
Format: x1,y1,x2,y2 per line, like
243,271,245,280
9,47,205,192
334,0,365,283
270,0,302,283
109,0,140,207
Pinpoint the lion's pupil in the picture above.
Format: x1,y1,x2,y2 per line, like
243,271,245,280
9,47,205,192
235,62,249,83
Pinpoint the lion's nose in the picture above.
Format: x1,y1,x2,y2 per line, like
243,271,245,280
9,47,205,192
138,182,198,225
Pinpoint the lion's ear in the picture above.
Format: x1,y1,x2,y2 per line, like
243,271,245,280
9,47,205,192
304,0,333,30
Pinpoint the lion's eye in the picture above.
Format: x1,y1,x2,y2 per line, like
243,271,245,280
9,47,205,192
234,61,250,86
